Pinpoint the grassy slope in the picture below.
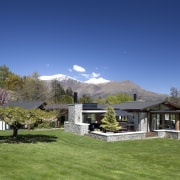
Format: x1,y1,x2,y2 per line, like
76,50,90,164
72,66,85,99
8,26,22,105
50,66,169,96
0,129,180,180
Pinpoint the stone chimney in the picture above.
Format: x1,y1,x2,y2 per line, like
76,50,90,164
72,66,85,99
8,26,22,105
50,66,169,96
73,92,78,104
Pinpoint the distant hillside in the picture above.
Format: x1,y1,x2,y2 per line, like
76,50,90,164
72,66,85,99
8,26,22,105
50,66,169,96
39,74,168,101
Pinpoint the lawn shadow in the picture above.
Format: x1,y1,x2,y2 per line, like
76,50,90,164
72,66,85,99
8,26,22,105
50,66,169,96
0,134,58,144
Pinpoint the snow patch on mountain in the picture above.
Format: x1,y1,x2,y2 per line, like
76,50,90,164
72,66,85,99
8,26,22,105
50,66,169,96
85,77,110,84
39,74,80,82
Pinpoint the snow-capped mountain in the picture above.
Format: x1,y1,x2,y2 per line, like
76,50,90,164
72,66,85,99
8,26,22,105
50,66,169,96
39,73,168,101
39,74,110,84
39,74,81,82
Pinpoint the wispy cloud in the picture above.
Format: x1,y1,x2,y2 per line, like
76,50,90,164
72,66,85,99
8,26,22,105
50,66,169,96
80,72,100,79
81,73,89,78
73,65,86,72
70,64,110,84
91,72,100,78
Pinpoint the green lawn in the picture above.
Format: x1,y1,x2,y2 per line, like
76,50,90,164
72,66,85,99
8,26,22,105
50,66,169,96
0,129,180,180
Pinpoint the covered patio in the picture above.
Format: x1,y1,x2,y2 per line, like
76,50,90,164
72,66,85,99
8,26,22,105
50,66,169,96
150,110,180,131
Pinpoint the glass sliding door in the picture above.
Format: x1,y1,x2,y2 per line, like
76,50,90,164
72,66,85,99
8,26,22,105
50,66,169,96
151,114,160,130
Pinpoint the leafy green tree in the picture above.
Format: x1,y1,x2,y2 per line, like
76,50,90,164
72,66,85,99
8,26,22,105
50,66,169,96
0,107,57,137
5,73,23,91
19,73,48,101
96,94,132,104
78,94,93,103
0,65,13,88
100,104,120,132
60,94,73,104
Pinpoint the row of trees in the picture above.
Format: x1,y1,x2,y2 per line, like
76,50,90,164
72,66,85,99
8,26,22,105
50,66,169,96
0,65,74,104
1,64,180,106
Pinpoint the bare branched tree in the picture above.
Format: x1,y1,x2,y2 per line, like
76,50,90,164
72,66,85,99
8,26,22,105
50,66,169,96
0,88,11,105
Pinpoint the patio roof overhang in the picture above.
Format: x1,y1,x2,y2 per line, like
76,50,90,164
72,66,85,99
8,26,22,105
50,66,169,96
150,110,180,113
82,110,107,113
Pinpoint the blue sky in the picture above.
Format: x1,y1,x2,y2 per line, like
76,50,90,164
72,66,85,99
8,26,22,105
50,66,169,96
0,0,180,94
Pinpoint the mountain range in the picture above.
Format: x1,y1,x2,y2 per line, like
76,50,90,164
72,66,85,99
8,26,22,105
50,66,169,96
39,74,169,101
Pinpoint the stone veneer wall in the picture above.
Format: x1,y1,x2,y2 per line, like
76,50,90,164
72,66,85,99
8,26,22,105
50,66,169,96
64,104,89,135
154,130,180,139
90,131,146,142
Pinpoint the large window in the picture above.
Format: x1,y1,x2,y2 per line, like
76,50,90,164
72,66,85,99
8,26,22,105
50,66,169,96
83,113,96,123
151,113,176,130
164,114,175,129
118,116,128,122
151,114,160,130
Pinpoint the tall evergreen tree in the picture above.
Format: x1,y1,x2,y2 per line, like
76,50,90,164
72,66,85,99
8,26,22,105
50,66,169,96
100,104,120,132
51,80,69,103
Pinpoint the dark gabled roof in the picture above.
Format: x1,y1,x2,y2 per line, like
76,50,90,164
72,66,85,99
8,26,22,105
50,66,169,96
115,109,133,116
151,110,180,113
3,101,46,109
97,104,106,110
44,104,68,110
113,100,165,111
83,103,106,110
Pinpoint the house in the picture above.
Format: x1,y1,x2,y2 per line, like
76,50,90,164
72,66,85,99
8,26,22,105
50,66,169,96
64,100,180,137
64,103,134,135
2,98,180,140
115,100,180,132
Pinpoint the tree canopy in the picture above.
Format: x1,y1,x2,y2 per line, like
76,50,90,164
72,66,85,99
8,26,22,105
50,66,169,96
0,107,58,137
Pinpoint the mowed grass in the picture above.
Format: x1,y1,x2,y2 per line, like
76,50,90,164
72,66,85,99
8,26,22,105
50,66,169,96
0,130,180,180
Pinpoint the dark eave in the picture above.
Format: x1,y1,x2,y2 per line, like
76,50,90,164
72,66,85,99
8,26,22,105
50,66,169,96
113,100,165,111
44,104,68,110
3,101,46,109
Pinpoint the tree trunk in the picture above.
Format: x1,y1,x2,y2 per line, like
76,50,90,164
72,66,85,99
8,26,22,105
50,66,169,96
13,121,18,138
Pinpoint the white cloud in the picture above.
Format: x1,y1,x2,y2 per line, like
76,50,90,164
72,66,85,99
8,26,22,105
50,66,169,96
85,77,110,84
71,65,110,84
81,73,89,78
73,65,86,72
68,68,72,72
91,72,100,78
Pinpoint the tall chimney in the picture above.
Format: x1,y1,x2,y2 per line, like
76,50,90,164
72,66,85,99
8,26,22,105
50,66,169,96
73,92,78,104
133,94,137,101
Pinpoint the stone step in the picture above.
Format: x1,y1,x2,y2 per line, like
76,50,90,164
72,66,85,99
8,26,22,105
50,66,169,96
146,132,157,138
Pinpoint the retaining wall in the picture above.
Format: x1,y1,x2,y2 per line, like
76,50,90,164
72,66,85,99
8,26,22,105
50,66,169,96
154,130,180,139
90,131,146,142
